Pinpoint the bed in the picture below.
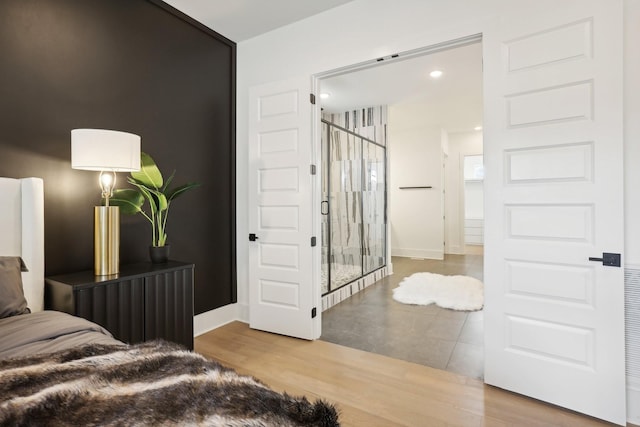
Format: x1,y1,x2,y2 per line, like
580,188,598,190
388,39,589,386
0,177,339,426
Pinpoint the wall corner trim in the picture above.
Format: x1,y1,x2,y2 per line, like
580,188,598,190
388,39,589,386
194,303,241,337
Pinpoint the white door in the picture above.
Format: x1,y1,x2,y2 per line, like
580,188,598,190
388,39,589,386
483,1,625,424
248,77,320,340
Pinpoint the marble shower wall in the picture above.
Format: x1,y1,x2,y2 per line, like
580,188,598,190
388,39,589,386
322,106,387,146
321,106,387,295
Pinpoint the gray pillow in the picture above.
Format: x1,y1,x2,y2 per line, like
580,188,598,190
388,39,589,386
0,256,31,318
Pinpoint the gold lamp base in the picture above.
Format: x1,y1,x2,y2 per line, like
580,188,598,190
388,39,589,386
94,206,119,276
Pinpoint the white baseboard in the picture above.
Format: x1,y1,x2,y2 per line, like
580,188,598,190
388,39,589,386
193,303,240,337
446,245,464,255
391,248,444,259
628,376,640,424
237,303,249,323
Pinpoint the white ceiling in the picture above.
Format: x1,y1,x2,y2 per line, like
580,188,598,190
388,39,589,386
162,0,482,133
320,42,483,133
162,0,355,42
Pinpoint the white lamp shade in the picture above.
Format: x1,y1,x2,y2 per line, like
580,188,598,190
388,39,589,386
71,129,141,171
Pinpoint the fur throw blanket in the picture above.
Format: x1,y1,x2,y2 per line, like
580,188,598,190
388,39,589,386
0,341,339,426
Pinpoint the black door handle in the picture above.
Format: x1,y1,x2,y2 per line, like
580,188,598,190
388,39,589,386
588,252,621,267
249,233,259,242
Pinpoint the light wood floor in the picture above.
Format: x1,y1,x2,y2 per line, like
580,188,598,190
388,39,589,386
195,321,619,427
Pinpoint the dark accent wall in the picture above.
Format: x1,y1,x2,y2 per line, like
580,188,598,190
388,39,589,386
0,0,236,314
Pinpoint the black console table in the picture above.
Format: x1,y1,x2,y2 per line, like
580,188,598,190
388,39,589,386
45,261,194,350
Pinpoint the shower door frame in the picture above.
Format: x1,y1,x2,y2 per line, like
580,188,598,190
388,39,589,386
321,118,388,296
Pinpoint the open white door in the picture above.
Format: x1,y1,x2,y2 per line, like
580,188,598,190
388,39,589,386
484,1,625,424
248,77,319,340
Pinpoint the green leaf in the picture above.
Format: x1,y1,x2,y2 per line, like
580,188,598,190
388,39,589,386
158,232,167,246
162,170,176,192
156,193,168,211
131,152,163,189
117,152,199,247
128,180,157,213
108,189,145,215
166,182,201,202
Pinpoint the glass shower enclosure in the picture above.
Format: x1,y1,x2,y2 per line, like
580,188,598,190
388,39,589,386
321,119,387,295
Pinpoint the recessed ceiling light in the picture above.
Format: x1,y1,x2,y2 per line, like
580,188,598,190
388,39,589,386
429,70,443,78
474,126,483,131
320,93,331,99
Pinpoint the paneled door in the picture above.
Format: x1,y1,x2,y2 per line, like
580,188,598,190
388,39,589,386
483,0,625,424
248,77,320,340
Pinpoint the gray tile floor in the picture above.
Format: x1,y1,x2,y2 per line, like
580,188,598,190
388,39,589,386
320,255,485,379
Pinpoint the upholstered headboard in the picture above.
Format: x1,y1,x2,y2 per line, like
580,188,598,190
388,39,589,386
0,177,45,312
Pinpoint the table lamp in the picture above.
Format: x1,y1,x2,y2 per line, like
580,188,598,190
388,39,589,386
71,129,140,275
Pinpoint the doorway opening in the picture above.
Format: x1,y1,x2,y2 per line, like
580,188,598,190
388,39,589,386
463,153,484,255
317,37,484,379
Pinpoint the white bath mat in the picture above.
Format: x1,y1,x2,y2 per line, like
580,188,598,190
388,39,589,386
392,272,484,311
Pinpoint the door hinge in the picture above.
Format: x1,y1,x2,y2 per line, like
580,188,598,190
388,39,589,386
310,93,316,105
311,236,317,247
310,164,316,175
311,307,317,318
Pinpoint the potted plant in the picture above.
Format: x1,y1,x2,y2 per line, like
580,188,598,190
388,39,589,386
110,152,200,263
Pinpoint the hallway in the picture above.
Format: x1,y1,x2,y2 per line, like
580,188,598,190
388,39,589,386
321,255,484,379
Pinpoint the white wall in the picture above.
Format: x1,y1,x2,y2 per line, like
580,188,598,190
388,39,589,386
445,131,483,254
388,103,444,259
229,0,640,288
233,0,556,317
229,0,640,287
194,0,640,419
